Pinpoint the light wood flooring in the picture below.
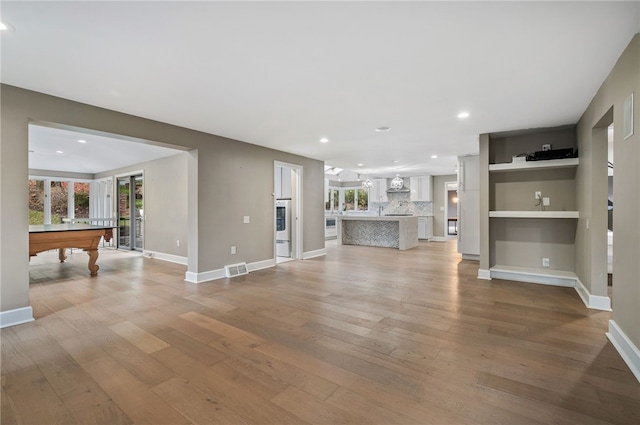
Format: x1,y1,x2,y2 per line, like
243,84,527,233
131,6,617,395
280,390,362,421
2,241,639,424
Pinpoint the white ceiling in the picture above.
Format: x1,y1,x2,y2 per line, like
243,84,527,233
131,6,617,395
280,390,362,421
28,124,184,174
2,1,639,178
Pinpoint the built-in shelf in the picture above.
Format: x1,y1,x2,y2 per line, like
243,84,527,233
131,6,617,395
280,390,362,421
489,157,579,172
490,265,577,287
489,211,579,218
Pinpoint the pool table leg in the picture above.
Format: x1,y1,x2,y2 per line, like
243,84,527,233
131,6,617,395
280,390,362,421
58,248,67,263
87,249,99,276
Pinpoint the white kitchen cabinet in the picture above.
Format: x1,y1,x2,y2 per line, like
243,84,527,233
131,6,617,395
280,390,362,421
418,216,433,240
276,166,292,199
457,155,480,259
368,179,388,203
410,176,432,201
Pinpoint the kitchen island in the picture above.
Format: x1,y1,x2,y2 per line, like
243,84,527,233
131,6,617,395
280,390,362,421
337,215,419,250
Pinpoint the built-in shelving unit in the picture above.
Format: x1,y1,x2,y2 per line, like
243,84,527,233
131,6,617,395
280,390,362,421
489,157,578,172
489,211,579,219
489,265,577,287
480,125,580,286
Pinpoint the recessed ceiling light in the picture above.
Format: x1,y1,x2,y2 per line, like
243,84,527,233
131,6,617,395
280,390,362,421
320,137,329,143
457,111,470,119
357,163,364,167
391,159,399,163
78,139,87,144
56,150,64,154
431,155,438,159
375,126,391,132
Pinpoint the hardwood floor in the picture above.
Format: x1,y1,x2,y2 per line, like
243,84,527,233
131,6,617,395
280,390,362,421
3,241,639,424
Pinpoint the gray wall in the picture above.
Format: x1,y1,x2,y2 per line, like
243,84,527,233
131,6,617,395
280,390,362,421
95,153,189,258
1,85,325,314
432,174,457,238
575,34,640,348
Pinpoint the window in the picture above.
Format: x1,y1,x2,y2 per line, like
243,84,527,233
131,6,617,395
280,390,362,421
50,181,68,223
326,188,340,213
74,182,90,218
344,189,356,211
28,179,45,224
357,189,369,210
326,187,366,212
28,177,93,224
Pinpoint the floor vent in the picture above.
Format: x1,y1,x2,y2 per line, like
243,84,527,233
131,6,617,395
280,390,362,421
225,262,248,278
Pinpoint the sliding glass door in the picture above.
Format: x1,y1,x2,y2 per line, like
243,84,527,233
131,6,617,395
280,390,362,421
117,174,144,251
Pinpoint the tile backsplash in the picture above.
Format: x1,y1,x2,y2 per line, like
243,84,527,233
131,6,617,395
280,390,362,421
369,191,433,216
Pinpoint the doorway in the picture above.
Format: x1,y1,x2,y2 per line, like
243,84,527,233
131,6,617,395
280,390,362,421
117,173,144,251
274,162,302,263
607,123,614,301
444,181,458,238
589,107,613,311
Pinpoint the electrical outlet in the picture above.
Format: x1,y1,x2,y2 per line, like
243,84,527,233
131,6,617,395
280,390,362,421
543,197,550,206
176,240,180,247
231,246,236,255
542,258,550,267
535,191,542,199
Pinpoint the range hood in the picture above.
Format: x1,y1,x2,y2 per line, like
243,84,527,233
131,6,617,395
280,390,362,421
386,186,410,193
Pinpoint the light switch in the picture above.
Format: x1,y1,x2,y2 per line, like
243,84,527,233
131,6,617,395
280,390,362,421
543,197,550,206
243,216,250,223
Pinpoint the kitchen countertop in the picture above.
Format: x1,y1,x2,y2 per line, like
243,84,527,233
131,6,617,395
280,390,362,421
338,215,417,221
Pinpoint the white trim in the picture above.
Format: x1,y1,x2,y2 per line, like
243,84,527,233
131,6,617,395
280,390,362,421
461,254,480,261
114,169,144,179
574,278,611,311
0,306,35,328
247,258,276,272
143,250,187,265
489,265,576,287
477,269,491,280
429,236,448,242
302,248,327,259
185,268,226,284
184,258,279,284
607,320,640,383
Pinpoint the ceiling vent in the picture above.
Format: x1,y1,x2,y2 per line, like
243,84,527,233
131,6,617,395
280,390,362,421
225,262,248,278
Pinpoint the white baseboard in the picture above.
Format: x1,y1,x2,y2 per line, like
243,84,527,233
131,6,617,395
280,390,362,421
490,267,576,287
0,306,34,328
185,268,226,283
607,320,640,383
429,237,448,242
477,269,491,280
184,258,278,284
461,254,480,261
574,278,611,311
303,248,327,260
247,258,276,272
143,250,187,265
